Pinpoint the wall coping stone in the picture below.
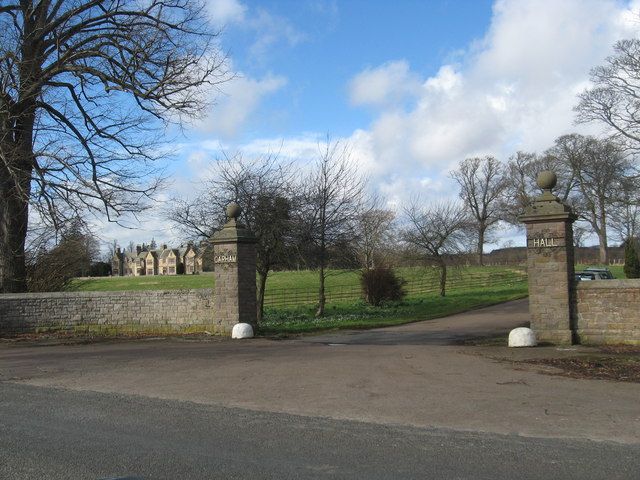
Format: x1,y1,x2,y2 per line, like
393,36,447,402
577,279,640,290
0,288,214,300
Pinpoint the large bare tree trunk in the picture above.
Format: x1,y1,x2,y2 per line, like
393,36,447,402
477,225,485,266
316,235,326,317
438,260,447,297
0,7,41,293
597,230,609,265
0,158,31,293
599,206,609,265
316,264,326,317
257,271,267,324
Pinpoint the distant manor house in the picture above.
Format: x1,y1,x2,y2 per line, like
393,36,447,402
112,243,203,276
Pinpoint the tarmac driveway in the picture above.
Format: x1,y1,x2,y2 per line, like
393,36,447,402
303,298,530,345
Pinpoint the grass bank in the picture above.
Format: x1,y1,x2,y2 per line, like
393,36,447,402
258,283,528,335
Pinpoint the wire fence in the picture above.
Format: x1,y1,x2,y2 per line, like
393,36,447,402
263,268,528,308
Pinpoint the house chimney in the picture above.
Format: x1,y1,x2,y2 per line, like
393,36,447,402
136,244,142,254
116,247,121,254
162,244,168,250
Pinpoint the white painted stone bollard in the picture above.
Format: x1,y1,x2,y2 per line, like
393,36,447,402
508,327,537,347
231,323,254,339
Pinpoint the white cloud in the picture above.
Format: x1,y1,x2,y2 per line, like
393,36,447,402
198,73,287,138
247,9,307,59
240,134,320,161
207,0,247,26
423,65,462,96
207,1,306,64
348,60,421,107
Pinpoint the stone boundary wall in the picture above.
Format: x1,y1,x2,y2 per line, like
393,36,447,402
575,280,640,345
0,289,223,336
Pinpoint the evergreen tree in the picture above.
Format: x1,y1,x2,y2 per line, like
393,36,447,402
623,238,640,279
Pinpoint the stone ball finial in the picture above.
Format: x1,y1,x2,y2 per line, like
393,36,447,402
226,202,242,220
537,171,557,191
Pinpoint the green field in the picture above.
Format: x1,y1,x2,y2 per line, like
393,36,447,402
67,265,528,299
68,272,218,292
68,263,624,296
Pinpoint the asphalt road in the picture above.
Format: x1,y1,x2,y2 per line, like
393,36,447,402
2,382,639,480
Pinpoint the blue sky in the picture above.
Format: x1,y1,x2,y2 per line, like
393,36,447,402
101,0,640,251
201,0,495,140
188,0,492,142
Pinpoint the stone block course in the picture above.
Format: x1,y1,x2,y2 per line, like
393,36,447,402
0,289,218,336
575,280,640,345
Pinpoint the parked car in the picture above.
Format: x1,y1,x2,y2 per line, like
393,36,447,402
583,267,615,279
575,267,614,281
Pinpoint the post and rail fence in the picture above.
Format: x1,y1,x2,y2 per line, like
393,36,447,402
262,268,528,308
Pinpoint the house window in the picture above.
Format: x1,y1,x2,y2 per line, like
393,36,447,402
169,257,175,264
169,267,175,274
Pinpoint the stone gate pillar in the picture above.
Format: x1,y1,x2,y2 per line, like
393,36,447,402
519,171,577,345
211,203,257,333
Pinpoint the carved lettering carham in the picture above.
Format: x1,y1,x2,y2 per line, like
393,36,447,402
214,252,237,264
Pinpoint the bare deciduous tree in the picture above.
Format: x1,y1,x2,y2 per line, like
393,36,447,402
296,140,367,317
0,0,229,292
450,156,506,266
608,170,640,245
500,151,538,225
169,153,294,323
403,201,469,297
501,149,578,225
354,199,395,270
575,38,640,149
549,134,636,264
